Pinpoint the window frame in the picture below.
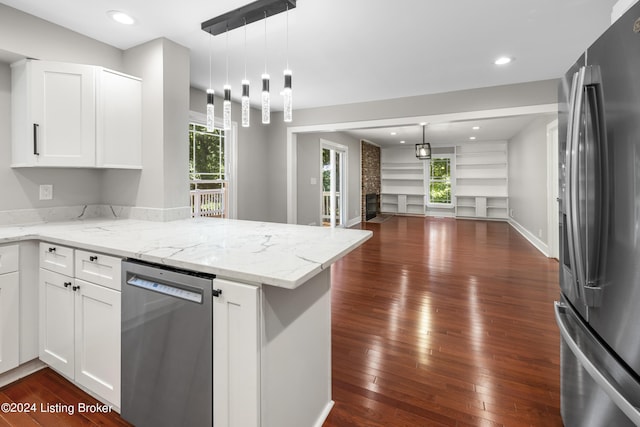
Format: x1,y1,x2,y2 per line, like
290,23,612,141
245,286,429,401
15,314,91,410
426,154,455,208
189,122,226,183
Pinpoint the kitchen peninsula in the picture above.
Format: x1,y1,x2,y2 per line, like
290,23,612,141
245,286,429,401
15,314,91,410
0,217,372,427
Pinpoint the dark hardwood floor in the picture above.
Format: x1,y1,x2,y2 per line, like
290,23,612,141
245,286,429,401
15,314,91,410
0,216,562,426
324,217,562,427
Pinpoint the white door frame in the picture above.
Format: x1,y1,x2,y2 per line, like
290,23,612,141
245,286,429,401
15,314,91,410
320,139,348,227
546,119,559,259
188,111,238,219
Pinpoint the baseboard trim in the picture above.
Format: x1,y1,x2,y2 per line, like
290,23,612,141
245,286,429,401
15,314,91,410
0,359,46,388
508,218,550,257
313,400,335,427
346,216,361,228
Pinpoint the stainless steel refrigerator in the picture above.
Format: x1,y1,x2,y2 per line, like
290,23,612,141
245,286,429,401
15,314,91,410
556,2,640,426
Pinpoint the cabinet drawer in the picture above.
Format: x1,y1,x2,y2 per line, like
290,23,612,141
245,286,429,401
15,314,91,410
39,242,74,276
0,244,19,274
75,250,121,291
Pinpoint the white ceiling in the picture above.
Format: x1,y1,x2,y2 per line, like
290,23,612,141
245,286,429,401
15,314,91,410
0,0,617,111
344,114,555,148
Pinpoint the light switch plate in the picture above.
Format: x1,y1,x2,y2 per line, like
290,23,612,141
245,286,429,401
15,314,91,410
39,184,53,200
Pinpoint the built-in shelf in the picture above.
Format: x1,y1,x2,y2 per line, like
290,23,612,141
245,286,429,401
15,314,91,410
380,154,426,215
455,142,508,220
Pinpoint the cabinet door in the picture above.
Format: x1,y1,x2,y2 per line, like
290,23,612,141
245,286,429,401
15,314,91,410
30,60,96,167
213,279,259,427
475,196,488,217
397,194,408,214
96,69,142,169
39,268,75,378
0,272,19,374
74,279,121,407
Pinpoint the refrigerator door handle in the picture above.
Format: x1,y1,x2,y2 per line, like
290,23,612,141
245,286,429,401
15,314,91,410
566,68,585,298
555,301,640,425
582,66,609,307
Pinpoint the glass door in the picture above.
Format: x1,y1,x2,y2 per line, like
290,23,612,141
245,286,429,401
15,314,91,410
321,142,347,227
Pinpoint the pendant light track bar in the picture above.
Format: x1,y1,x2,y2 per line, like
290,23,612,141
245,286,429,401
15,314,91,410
202,0,296,36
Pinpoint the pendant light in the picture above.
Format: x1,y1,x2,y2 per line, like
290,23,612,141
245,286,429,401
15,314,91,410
283,4,292,123
200,0,298,127
415,124,432,160
261,11,270,124
206,32,215,132
223,27,232,131
241,19,250,128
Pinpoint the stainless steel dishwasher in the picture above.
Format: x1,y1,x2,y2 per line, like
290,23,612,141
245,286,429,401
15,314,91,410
121,259,219,427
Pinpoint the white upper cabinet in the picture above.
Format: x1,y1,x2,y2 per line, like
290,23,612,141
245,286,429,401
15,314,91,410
11,59,142,169
12,60,96,167
96,68,142,169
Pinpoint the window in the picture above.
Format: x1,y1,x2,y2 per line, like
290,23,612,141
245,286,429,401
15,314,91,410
189,123,225,188
428,156,452,205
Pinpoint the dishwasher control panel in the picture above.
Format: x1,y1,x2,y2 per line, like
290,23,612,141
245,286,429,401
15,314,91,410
127,275,203,303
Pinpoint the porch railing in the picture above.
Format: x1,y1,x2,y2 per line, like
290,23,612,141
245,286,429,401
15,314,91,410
191,187,226,218
321,191,340,223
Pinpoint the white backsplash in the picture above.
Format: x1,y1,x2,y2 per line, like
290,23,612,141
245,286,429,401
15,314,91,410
0,204,192,226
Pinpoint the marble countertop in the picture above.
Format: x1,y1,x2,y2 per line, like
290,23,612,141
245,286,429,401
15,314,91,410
0,218,372,289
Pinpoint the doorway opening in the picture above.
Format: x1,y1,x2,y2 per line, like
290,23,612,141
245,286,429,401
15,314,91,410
321,140,348,227
188,112,237,219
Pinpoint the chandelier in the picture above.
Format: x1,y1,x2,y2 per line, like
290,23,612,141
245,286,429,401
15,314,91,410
201,0,296,128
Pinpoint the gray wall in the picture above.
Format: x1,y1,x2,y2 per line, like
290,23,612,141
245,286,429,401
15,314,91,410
296,132,361,226
265,79,559,223
508,115,557,243
0,4,123,71
102,38,191,210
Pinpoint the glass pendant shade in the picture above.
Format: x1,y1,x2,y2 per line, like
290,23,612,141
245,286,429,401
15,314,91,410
415,124,431,160
415,143,432,160
283,69,292,123
241,80,250,128
223,85,231,130
261,74,270,124
206,89,215,132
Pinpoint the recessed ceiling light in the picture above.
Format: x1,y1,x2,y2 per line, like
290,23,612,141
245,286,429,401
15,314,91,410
494,56,513,65
472,126,480,130
108,10,136,25
400,140,405,144
390,132,397,136
469,136,477,140
419,122,427,126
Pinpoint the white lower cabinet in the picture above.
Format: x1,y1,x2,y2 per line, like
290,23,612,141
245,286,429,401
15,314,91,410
39,245,121,408
213,278,260,427
0,244,19,374
74,278,120,407
39,268,74,377
0,272,19,374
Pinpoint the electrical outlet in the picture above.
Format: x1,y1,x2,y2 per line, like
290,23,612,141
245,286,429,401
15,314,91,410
39,184,53,200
